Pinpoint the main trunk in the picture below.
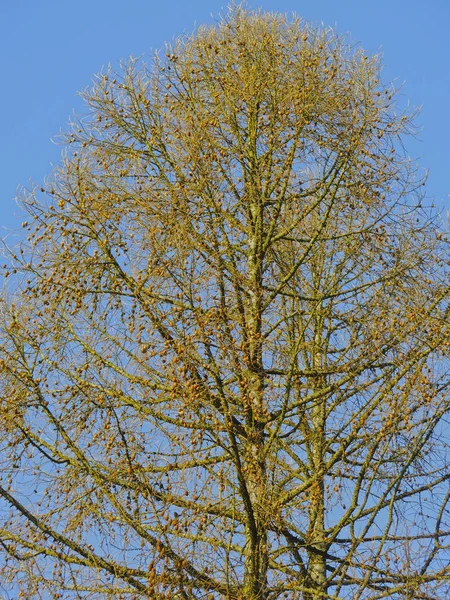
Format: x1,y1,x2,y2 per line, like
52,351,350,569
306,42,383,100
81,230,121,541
242,159,269,599
304,316,328,600
243,428,269,599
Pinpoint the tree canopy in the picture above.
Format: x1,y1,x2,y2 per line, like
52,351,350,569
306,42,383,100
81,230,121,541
0,6,449,600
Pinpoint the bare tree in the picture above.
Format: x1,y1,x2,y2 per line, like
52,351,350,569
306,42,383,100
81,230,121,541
0,7,449,599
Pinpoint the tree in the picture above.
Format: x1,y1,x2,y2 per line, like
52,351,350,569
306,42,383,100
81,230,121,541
0,6,449,599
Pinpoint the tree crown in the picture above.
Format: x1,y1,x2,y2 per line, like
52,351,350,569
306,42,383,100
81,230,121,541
0,6,449,600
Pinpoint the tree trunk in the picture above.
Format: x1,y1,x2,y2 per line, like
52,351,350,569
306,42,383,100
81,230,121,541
304,318,328,600
242,163,269,599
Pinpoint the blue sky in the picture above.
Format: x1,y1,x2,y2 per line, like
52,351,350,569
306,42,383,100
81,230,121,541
1,0,449,232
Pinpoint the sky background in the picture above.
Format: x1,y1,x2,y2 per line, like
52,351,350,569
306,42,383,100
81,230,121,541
1,0,449,234
0,4,447,597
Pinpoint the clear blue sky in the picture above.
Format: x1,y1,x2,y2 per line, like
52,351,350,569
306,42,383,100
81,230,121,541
1,0,449,232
